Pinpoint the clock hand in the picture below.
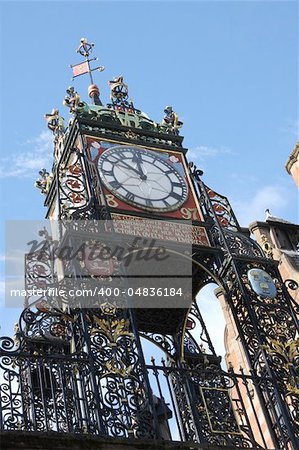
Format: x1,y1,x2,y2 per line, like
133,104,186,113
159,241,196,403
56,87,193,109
117,165,139,180
131,152,143,164
116,160,143,176
118,173,138,184
131,153,147,180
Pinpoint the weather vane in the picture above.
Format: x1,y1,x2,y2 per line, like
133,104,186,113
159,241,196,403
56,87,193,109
70,38,105,85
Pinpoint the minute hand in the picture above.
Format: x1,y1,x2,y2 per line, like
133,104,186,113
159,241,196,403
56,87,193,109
131,154,147,179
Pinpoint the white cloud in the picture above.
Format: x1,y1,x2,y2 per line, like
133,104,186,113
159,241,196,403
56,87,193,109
233,185,288,226
0,131,53,178
188,144,233,161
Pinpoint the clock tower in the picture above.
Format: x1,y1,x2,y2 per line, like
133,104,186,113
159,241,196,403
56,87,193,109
1,39,299,450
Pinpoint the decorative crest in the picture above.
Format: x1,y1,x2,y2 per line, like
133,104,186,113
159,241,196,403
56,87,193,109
109,76,129,102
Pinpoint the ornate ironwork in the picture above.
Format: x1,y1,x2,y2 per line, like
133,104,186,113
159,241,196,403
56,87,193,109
218,228,264,258
205,185,240,231
0,305,157,438
190,166,299,449
223,260,299,448
57,147,97,220
2,222,283,447
1,329,269,447
183,300,217,358
140,332,176,360
150,358,263,447
108,76,132,109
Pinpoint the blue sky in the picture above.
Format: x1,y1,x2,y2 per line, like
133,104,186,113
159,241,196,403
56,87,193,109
0,1,298,353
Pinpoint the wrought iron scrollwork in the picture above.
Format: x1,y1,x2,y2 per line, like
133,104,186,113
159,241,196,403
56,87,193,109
205,186,240,231
140,332,176,360
189,165,239,233
0,307,157,437
284,278,299,292
221,229,264,258
284,279,299,315
58,148,96,220
151,358,262,447
182,300,217,359
223,260,299,447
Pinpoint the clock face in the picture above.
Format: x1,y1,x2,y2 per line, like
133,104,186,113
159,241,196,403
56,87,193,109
98,146,188,212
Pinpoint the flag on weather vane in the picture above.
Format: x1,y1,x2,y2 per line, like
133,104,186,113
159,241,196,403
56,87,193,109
71,61,90,78
70,37,104,82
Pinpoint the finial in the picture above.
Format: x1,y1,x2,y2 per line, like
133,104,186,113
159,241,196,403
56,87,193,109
70,38,105,105
76,38,94,58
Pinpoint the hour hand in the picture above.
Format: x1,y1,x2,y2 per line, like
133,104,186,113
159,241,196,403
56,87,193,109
132,153,147,180
116,160,140,175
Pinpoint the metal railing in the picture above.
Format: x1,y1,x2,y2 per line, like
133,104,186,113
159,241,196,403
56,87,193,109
0,336,271,448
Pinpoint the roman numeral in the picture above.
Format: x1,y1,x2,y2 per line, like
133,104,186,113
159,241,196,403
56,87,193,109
102,169,113,176
109,153,122,163
145,199,153,207
149,156,161,165
172,182,182,188
110,180,121,189
125,192,135,201
169,192,182,201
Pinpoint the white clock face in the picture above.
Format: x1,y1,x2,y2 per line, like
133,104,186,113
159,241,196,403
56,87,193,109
98,145,188,212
